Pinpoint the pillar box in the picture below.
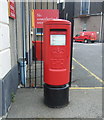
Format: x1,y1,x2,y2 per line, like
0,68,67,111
43,19,71,108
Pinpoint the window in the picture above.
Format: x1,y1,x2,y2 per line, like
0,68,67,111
36,28,43,35
35,28,43,41
80,0,90,15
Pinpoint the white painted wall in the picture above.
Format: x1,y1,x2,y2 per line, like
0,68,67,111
0,0,9,24
0,49,11,79
0,23,10,51
0,0,11,79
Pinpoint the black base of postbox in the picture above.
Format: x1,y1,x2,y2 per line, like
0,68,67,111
44,83,69,108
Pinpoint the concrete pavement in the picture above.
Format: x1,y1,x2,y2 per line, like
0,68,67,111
6,42,103,119
7,88,102,119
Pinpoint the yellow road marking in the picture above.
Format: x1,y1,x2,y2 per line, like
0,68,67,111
70,87,104,90
72,58,104,84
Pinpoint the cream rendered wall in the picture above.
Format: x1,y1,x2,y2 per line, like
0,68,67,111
0,0,11,79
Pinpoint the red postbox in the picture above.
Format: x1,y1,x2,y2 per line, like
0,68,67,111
43,19,71,108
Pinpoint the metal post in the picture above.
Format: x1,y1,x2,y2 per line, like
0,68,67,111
28,2,32,87
40,0,43,87
47,0,48,9
21,2,26,87
62,2,74,87
69,2,74,87
34,2,37,88
21,2,26,59
53,0,54,9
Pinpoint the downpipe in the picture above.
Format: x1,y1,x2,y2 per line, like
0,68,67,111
20,2,26,86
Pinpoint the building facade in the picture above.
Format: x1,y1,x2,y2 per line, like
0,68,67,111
0,0,18,116
74,1,103,42
0,0,58,117
0,0,34,117
58,1,103,42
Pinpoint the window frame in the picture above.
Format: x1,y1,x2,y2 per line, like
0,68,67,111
80,0,90,15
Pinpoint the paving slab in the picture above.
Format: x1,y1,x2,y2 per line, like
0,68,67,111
7,88,102,119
